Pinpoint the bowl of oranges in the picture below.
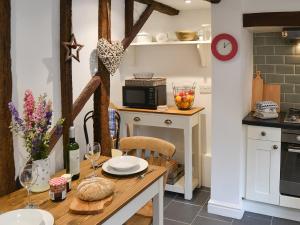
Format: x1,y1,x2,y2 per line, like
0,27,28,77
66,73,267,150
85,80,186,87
173,83,196,110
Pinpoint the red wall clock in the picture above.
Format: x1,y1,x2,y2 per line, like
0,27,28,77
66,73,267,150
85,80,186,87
211,33,238,61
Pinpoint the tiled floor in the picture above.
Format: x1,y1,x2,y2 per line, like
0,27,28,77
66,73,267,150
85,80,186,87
163,188,300,225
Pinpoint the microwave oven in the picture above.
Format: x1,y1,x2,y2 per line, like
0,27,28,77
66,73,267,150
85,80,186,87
122,85,166,109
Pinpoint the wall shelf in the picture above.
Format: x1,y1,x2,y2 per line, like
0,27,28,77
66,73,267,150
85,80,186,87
130,40,211,46
129,40,211,67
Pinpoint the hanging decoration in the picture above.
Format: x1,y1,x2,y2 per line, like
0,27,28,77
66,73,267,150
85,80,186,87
97,38,124,75
63,33,84,62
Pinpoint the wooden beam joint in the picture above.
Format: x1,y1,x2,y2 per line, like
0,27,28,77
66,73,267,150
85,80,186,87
134,0,179,16
122,4,155,49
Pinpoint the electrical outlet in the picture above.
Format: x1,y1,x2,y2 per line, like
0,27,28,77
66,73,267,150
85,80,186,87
199,85,212,94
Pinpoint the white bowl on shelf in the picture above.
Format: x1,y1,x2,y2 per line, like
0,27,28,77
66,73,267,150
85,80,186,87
136,32,153,43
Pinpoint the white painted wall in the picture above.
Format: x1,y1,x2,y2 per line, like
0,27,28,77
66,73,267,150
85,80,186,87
11,0,62,175
208,0,253,219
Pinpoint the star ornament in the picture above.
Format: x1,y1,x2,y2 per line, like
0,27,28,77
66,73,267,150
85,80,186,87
63,34,84,62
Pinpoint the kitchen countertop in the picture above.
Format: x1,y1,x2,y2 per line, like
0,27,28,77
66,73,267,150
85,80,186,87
242,111,300,130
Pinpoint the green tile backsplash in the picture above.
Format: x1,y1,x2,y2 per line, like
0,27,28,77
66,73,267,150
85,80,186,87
253,32,300,111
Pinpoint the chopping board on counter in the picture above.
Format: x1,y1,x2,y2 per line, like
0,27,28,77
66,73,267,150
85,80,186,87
69,195,113,215
251,71,264,111
263,84,281,112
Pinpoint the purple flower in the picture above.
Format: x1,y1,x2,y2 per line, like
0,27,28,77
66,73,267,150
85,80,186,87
8,102,24,127
46,111,52,126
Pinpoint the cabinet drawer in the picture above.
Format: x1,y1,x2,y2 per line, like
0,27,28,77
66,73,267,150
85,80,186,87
126,113,186,129
247,125,281,142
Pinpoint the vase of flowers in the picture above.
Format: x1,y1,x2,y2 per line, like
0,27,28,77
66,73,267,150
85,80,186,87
9,90,63,193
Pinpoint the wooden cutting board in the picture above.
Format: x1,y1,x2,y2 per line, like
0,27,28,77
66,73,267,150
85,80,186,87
263,84,281,112
69,195,113,215
251,71,264,111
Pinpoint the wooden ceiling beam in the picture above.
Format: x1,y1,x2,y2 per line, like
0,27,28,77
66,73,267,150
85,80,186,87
243,11,300,27
134,0,179,16
0,0,16,196
205,0,221,3
122,4,155,49
125,0,134,37
93,0,112,157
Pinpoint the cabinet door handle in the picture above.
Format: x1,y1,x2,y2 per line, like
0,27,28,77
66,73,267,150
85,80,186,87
164,119,172,125
133,117,141,122
273,145,278,150
261,131,266,136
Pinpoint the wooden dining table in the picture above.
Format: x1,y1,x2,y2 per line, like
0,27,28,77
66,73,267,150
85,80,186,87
0,156,166,225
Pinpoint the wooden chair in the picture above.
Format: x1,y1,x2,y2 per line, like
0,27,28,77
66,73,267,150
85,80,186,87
119,136,176,225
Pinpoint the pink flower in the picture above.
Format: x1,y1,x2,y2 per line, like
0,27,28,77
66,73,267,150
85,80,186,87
23,90,35,129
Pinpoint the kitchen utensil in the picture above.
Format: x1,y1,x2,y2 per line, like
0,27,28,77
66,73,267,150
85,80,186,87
137,169,154,179
108,156,139,171
175,31,198,41
102,158,148,176
263,84,281,112
69,195,113,215
136,32,152,43
173,82,196,110
251,71,264,111
133,72,154,79
0,209,44,225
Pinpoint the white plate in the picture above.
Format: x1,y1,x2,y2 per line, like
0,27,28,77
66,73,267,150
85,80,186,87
103,158,148,176
0,209,54,225
108,156,139,171
38,210,54,225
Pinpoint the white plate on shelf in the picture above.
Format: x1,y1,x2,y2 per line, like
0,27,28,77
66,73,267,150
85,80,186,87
103,157,148,176
108,156,139,171
0,209,54,225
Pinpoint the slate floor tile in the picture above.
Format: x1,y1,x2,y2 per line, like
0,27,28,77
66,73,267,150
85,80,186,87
164,218,189,225
191,216,231,225
244,212,272,221
164,191,177,208
272,217,300,225
175,188,210,206
233,214,271,225
164,201,201,224
198,203,233,223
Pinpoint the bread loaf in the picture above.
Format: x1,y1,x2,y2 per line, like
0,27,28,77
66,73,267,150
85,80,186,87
77,177,115,201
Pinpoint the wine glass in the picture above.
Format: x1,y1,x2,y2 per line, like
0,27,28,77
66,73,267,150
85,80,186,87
19,163,39,208
85,142,101,177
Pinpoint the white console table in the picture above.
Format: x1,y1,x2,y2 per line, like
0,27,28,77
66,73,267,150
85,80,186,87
118,106,204,200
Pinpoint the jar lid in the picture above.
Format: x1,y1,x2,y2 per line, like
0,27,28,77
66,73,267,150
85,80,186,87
49,177,67,186
61,174,72,180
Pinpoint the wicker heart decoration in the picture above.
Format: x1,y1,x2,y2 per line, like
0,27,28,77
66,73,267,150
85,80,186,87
97,38,124,75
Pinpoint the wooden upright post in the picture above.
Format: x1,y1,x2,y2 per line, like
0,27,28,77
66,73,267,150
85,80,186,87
60,0,73,167
0,0,16,196
94,0,112,156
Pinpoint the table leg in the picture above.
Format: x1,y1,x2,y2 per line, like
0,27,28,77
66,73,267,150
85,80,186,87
184,126,193,200
153,176,164,225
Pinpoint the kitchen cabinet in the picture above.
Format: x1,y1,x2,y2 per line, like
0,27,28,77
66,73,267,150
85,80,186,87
246,125,281,205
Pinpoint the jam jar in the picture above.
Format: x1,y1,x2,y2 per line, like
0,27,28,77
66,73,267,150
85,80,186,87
49,177,67,202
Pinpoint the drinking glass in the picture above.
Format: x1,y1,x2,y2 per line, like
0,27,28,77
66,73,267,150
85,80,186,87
19,163,39,208
85,142,101,176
